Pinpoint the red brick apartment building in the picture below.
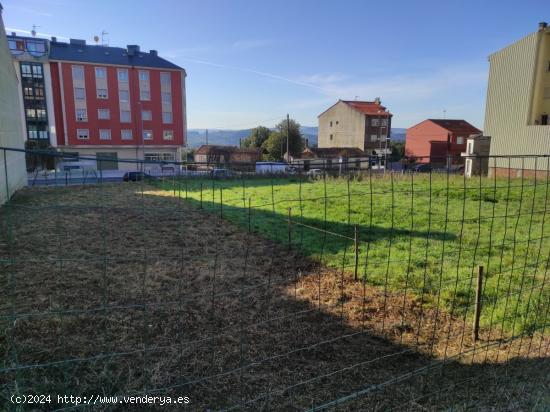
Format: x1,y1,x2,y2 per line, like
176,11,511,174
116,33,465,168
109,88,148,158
405,119,481,166
7,34,186,170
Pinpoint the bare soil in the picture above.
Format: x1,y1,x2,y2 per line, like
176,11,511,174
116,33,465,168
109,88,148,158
0,184,548,411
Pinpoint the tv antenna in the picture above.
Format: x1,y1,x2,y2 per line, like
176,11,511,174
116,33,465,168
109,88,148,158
101,30,109,46
31,24,39,37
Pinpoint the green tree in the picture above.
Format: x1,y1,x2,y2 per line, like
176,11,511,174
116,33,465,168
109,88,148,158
261,118,304,161
242,126,271,149
261,131,284,161
390,141,405,159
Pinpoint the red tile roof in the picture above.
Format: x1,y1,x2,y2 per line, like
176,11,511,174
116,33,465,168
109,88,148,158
426,119,482,136
342,100,392,116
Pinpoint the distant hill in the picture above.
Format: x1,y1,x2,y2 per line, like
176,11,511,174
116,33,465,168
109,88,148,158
187,126,406,148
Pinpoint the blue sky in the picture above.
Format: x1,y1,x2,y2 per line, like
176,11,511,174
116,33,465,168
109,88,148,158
3,0,548,129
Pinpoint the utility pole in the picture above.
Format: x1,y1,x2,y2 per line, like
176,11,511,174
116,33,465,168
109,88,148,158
205,129,208,145
286,114,290,163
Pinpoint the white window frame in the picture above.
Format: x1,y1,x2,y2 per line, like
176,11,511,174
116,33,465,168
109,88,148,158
120,110,131,123
370,134,378,142
143,130,153,140
163,130,174,140
71,65,84,80
95,67,107,79
117,68,129,82
97,108,110,120
77,129,89,140
141,110,152,121
119,90,129,102
99,129,111,140
139,70,149,81
162,111,173,124
160,72,171,85
121,129,133,140
140,89,151,101
371,118,380,127
76,109,88,122
74,87,85,100
96,88,108,99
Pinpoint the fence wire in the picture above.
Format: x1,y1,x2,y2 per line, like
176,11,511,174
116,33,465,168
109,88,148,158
0,148,549,411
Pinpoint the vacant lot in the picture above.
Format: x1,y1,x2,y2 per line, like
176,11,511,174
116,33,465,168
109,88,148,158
0,183,548,410
153,173,550,336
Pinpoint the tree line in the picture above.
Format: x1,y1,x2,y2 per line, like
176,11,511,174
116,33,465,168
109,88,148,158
241,118,304,161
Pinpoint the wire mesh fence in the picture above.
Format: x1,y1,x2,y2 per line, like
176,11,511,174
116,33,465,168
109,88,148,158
0,148,549,410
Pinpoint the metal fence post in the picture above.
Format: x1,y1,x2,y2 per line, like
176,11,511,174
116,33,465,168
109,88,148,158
219,187,223,218
288,207,292,250
354,225,359,281
200,183,203,209
473,265,484,341
248,198,251,232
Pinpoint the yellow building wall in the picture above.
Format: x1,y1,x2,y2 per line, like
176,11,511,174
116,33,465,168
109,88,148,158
484,29,550,171
318,101,365,150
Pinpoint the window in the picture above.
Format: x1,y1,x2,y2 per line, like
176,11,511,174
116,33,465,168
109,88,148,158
456,136,464,145
99,129,111,140
371,118,380,127
97,88,108,99
160,72,171,85
467,141,474,155
381,118,388,127
32,65,43,77
38,130,48,139
336,121,339,125
119,90,129,102
370,134,378,142
330,121,333,127
163,130,174,140
144,152,176,162
330,134,333,140
141,110,152,121
34,86,44,99
161,92,171,103
72,65,84,80
77,129,89,140
95,67,106,78
21,63,32,77
74,88,85,100
117,69,128,82
36,109,47,119
23,87,34,98
542,114,549,126
139,70,149,81
143,130,153,140
548,61,550,72
140,89,150,101
76,109,88,121
120,110,131,123
121,129,133,140
26,40,46,53
26,109,36,118
162,111,172,124
98,109,110,120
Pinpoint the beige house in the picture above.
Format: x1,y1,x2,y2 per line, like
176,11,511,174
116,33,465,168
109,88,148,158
318,99,392,155
484,21,550,176
0,5,27,204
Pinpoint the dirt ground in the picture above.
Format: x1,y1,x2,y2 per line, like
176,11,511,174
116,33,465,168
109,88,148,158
0,183,548,411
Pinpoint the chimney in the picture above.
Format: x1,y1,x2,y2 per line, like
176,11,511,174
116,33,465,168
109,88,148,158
11,32,16,36
70,38,86,46
539,21,548,30
51,36,57,43
305,138,309,148
126,45,140,56
149,49,158,56
374,97,381,105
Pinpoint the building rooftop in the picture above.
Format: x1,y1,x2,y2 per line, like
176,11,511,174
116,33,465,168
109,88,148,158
48,39,183,70
300,147,367,159
426,119,482,136
342,100,392,116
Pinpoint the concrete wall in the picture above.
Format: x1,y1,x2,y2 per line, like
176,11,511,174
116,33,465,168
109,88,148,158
0,6,27,204
484,28,550,171
318,101,365,149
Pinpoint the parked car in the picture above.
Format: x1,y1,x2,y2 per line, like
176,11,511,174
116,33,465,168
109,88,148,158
306,168,324,178
210,168,233,178
123,171,154,182
413,163,432,173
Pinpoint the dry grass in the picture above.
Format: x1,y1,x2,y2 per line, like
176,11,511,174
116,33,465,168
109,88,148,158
0,183,548,411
